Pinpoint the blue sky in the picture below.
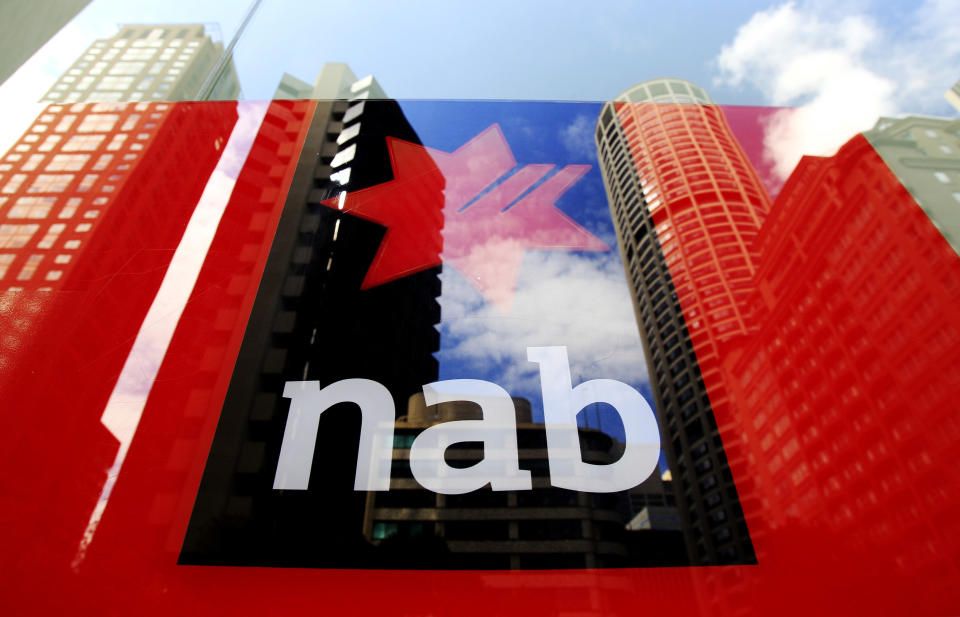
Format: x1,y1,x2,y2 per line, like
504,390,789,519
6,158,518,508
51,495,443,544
237,0,780,102
2,0,958,168
6,0,958,105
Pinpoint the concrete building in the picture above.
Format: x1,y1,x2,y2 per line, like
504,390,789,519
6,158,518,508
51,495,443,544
0,0,91,87
275,63,386,100
40,24,239,104
862,114,960,253
594,78,765,565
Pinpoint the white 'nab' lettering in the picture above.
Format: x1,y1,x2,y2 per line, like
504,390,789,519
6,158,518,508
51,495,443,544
273,346,660,494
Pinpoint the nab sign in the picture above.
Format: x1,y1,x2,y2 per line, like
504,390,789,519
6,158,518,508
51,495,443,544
181,99,752,570
273,346,661,495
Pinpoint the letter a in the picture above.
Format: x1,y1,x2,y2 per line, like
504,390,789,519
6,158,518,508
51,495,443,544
273,379,395,491
409,379,532,494
528,346,660,492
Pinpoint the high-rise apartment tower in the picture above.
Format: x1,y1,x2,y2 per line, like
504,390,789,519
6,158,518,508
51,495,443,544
595,78,768,565
40,23,238,104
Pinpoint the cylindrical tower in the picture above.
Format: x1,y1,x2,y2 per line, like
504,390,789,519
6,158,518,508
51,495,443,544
596,78,770,565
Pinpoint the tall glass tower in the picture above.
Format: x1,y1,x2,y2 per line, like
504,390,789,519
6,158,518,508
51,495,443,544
595,78,768,565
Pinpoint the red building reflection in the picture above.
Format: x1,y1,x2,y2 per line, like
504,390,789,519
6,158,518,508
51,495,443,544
0,103,186,290
0,100,240,579
723,133,960,604
599,78,960,613
0,102,237,380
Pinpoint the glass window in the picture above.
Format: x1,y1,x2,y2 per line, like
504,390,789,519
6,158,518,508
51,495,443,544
0,224,40,248
63,135,105,152
108,62,146,75
78,114,119,132
36,223,66,249
46,154,89,172
9,196,56,218
16,254,43,280
0,254,15,279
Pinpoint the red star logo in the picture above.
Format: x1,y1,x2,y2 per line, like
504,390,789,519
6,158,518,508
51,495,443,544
321,124,609,311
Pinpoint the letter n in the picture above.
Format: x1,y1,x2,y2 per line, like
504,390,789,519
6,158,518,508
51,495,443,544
273,379,395,491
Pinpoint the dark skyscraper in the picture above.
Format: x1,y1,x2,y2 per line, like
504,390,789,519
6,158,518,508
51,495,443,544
181,76,445,567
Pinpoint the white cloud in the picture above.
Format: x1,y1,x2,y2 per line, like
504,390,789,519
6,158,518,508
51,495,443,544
560,114,596,160
437,249,648,409
715,0,960,183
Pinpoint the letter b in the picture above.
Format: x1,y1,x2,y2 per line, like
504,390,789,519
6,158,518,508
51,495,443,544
528,346,660,493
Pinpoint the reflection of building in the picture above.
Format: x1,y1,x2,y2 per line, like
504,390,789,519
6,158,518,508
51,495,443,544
595,78,765,565
0,97,239,575
40,24,239,104
862,114,960,252
361,395,629,569
0,101,237,377
0,103,175,290
621,469,686,567
0,20,240,392
275,63,386,100
0,20,236,370
946,78,960,112
181,69,445,567
0,0,91,86
725,129,960,591
625,469,679,530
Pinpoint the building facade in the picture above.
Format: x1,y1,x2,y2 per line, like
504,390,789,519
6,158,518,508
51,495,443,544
361,395,630,569
595,78,766,565
275,63,387,100
0,21,241,378
862,114,960,253
723,130,960,605
40,23,239,104
181,69,447,568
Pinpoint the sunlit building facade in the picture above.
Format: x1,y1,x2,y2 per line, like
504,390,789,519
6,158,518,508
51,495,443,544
0,99,238,378
40,23,238,104
862,114,960,253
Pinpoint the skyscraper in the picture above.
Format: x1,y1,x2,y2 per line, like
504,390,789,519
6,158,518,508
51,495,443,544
181,68,446,568
275,63,387,100
595,78,767,565
40,23,239,104
0,24,246,571
0,99,240,575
